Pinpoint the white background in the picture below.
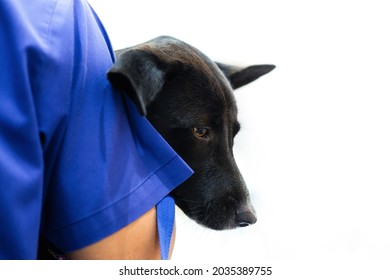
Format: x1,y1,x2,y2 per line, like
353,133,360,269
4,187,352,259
88,0,390,262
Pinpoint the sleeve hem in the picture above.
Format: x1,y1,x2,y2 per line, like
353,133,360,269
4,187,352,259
45,154,193,253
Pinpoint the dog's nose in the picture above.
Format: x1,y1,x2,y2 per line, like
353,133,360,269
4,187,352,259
235,204,257,227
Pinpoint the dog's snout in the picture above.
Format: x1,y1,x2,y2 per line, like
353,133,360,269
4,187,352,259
235,204,257,227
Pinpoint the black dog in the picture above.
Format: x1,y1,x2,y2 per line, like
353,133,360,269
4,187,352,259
108,36,274,230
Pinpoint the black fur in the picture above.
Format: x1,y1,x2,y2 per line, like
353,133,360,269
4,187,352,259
108,36,275,230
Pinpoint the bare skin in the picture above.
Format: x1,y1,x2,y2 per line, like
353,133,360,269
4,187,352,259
66,207,175,260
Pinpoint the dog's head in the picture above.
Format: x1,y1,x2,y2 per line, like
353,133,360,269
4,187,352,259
108,36,274,230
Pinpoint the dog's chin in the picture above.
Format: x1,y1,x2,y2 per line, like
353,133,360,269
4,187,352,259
185,210,238,230
196,216,238,230
176,200,244,230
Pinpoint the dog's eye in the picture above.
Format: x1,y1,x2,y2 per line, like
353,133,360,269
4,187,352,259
192,127,209,138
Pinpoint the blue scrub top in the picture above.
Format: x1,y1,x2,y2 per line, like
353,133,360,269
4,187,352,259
0,0,193,259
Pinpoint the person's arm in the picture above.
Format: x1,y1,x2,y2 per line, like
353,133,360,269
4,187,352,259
1,0,189,260
66,207,176,259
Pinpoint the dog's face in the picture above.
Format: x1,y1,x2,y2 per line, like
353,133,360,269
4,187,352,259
108,36,274,230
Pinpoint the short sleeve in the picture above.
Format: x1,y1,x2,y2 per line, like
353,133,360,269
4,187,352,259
0,0,193,258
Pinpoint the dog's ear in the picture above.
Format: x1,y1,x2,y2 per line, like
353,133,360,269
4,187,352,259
107,50,166,116
216,63,275,90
